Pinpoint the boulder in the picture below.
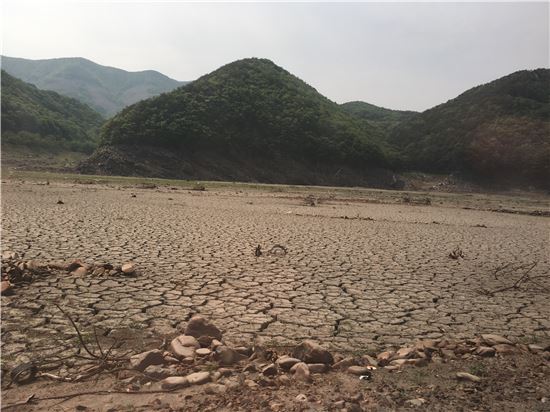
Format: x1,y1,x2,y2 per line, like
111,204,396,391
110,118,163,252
129,349,164,371
185,315,222,341
292,340,333,364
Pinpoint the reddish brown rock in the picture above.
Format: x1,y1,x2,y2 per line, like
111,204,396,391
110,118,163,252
292,340,333,365
185,315,222,341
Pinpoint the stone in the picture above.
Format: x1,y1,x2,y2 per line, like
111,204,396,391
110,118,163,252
204,383,226,395
292,340,333,365
72,267,88,276
185,315,222,341
245,379,258,388
295,394,308,402
198,335,214,347
1,281,13,295
170,336,197,359
235,346,253,357
481,334,512,346
196,348,212,357
441,349,456,359
2,251,19,260
406,398,427,407
291,362,311,382
362,354,378,367
175,335,200,348
262,363,278,376
276,356,301,370
493,344,517,355
332,357,356,370
475,346,496,357
394,347,416,359
307,363,327,373
186,371,210,385
121,263,136,274
211,339,223,349
528,344,544,353
144,365,170,379
333,400,346,409
214,346,246,365
376,351,393,366
129,349,164,372
389,359,408,367
160,376,189,390
456,372,481,383
276,375,291,385
347,366,372,376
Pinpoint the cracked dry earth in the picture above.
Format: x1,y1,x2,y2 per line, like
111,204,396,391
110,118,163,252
1,180,549,373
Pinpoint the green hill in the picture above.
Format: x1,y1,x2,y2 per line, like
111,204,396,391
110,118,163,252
2,56,187,116
1,70,104,153
80,58,393,186
341,101,417,130
389,69,550,186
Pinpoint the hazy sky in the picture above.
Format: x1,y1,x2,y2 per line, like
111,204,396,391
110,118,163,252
2,1,549,111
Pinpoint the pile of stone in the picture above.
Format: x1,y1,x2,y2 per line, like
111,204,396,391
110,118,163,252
127,316,550,394
1,250,137,295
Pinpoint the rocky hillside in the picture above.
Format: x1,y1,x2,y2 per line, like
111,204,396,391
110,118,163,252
1,70,104,153
389,69,550,187
80,58,395,187
2,56,186,116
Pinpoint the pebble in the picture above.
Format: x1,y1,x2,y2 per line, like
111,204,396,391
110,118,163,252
276,356,301,370
160,376,189,390
456,372,481,383
347,365,372,376
121,263,136,274
129,349,164,371
196,348,212,357
186,371,210,385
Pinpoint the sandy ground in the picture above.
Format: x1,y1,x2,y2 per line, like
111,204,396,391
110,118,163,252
1,179,549,410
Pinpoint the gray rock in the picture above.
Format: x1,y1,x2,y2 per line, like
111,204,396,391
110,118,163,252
129,349,164,372
292,340,333,364
143,365,171,379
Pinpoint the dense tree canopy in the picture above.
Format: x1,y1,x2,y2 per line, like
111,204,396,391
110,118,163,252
1,70,104,153
100,58,388,168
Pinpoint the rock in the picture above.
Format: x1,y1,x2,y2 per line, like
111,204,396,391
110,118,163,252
295,394,308,402
175,335,200,348
292,340,333,364
333,400,346,409
185,315,222,341
332,356,356,370
214,346,246,365
196,348,212,357
211,339,223,349
186,371,210,385
218,368,232,377
72,266,88,276
198,335,214,347
406,398,427,407
276,375,291,385
170,336,197,359
121,263,136,274
129,349,164,372
376,351,393,366
528,344,544,353
389,359,408,367
276,356,301,370
475,346,496,357
362,354,378,367
291,362,311,382
493,344,517,355
235,346,253,357
481,334,512,346
160,376,189,390
2,251,19,260
245,379,258,388
456,372,481,383
347,366,372,376
1,281,13,295
262,363,278,376
307,363,327,373
143,365,171,379
394,347,416,359
441,349,456,359
204,383,226,395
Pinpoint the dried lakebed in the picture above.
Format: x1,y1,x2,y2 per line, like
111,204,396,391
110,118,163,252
1,180,549,371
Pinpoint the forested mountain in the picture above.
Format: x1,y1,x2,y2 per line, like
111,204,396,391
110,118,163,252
388,69,550,185
341,101,417,130
2,56,186,116
1,70,104,153
80,58,395,186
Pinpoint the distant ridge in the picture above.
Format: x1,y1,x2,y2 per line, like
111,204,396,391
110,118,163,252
1,55,187,116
